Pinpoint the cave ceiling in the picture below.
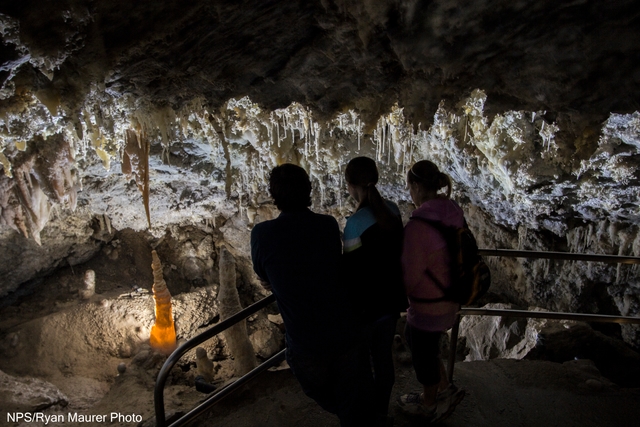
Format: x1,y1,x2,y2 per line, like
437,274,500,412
0,0,640,299
2,0,639,124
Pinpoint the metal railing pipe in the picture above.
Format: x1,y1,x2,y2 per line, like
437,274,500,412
166,349,286,427
447,309,640,383
459,308,640,324
478,249,640,264
447,313,461,385
154,294,276,427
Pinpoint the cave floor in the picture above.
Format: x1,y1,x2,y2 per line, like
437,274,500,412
2,250,639,427
189,358,640,427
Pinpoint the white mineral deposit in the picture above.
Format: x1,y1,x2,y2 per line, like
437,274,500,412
78,269,95,300
0,2,639,426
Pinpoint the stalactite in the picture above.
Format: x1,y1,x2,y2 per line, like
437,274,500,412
246,206,257,225
34,87,60,117
11,157,50,245
0,175,29,239
122,129,151,228
314,121,321,161
217,246,257,376
149,250,177,355
0,134,78,245
33,133,78,211
0,152,12,178
104,213,112,235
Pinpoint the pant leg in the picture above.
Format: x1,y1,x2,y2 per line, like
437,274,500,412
404,323,442,387
369,314,399,417
286,342,376,426
286,346,338,414
333,338,377,427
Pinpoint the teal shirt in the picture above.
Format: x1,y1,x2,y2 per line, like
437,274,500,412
344,200,401,253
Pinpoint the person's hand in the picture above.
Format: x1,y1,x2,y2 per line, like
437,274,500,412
260,279,272,292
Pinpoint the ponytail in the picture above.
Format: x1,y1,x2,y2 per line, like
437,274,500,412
437,171,452,198
366,183,400,231
408,160,452,198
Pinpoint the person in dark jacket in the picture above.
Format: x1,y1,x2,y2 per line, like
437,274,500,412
342,156,405,423
251,163,375,427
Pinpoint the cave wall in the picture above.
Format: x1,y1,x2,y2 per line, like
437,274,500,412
0,1,639,347
0,89,638,345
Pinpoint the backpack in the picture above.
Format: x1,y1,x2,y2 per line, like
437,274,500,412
408,217,491,306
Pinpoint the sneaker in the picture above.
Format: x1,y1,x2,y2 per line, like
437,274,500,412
436,384,459,400
431,388,466,424
396,392,436,417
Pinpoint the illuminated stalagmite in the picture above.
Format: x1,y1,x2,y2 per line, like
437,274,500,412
218,246,257,376
149,250,177,355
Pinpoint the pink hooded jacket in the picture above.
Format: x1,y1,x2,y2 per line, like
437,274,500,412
401,196,464,331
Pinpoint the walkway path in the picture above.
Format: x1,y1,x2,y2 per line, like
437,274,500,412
192,358,640,427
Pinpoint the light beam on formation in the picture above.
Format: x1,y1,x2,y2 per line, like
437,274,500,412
149,250,177,355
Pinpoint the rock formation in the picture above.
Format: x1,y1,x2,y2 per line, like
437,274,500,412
195,346,215,383
218,246,257,376
149,250,177,355
78,269,95,300
0,369,68,413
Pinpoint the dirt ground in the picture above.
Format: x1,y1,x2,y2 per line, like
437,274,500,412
188,357,640,427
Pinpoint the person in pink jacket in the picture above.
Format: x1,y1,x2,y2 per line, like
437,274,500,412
397,160,466,422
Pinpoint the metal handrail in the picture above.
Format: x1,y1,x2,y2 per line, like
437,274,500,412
165,349,286,427
478,248,640,264
447,308,640,383
459,308,640,323
446,248,640,383
154,293,277,427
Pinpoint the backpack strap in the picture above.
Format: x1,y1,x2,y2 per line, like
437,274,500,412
410,215,468,229
407,216,450,303
408,294,447,303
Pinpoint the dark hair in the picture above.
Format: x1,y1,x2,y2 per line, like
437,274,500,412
269,163,312,211
407,160,452,198
345,156,400,231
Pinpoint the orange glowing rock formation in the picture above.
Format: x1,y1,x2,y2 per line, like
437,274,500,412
149,250,177,355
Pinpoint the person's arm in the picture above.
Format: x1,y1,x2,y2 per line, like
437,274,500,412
329,216,343,255
402,221,427,297
250,226,270,290
402,221,449,299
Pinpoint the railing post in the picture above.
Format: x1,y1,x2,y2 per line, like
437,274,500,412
447,312,461,384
